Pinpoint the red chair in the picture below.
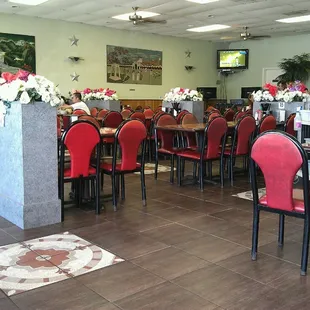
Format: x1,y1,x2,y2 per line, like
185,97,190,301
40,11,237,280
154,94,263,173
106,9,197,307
62,115,70,131
101,119,147,211
154,114,177,183
181,113,198,149
143,108,154,120
135,105,143,111
257,115,276,134
224,109,235,122
250,131,310,275
155,105,163,112
245,109,253,115
284,113,296,137
233,111,246,121
177,116,227,191
90,107,99,117
59,120,101,221
204,111,220,123
176,110,189,124
73,109,87,116
129,111,146,123
78,115,101,130
224,115,256,185
102,111,124,147
97,109,109,120
121,109,132,120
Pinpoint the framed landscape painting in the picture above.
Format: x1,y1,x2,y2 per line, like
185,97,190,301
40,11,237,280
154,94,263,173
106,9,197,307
107,45,162,85
0,33,36,74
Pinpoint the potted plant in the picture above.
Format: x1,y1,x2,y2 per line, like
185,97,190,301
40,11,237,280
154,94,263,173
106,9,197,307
277,53,310,83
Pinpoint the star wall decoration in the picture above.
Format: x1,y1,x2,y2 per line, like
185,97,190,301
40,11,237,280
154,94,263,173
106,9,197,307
185,49,191,58
70,72,80,82
69,35,79,46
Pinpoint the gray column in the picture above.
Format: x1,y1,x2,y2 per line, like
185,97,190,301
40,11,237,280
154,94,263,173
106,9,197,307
0,102,61,229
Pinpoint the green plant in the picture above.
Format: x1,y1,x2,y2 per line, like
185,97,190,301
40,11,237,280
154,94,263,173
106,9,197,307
277,53,310,82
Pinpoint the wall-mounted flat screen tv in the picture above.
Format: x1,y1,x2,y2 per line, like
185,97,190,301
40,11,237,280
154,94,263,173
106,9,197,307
217,49,249,70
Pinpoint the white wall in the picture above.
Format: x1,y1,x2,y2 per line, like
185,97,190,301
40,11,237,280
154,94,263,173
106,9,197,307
0,13,219,99
226,33,310,99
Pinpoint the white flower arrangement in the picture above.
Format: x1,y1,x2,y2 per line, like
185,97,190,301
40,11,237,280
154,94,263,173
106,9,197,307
164,87,203,103
0,70,61,108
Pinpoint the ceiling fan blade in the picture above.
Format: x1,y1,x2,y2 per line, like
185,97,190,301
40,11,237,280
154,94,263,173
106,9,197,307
249,35,271,40
142,18,167,24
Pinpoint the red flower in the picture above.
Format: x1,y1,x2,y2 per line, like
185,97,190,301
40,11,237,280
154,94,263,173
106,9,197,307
263,83,277,97
15,69,30,81
1,72,17,83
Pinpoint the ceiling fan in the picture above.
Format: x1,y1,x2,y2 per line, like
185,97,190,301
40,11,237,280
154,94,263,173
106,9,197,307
240,26,271,40
129,7,167,25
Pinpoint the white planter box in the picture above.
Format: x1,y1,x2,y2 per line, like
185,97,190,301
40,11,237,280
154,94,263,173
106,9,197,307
0,101,61,229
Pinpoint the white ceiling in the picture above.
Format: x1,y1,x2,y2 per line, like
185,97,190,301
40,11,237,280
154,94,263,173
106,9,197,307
1,0,310,41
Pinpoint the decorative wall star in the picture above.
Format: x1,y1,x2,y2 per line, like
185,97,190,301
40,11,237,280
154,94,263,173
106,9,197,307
69,35,79,46
185,49,191,58
70,72,80,82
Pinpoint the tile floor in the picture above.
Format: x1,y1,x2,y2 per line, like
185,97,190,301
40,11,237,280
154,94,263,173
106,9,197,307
0,167,308,309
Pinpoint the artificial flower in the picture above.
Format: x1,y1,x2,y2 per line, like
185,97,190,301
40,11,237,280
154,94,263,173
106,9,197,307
19,91,31,104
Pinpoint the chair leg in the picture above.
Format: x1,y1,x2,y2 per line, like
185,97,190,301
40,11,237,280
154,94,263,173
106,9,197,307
301,217,310,275
170,155,175,184
60,181,65,222
140,170,147,206
121,174,125,201
111,174,117,211
155,152,159,180
251,207,260,261
177,156,182,186
95,176,101,215
199,162,204,192
278,214,285,247
148,139,152,162
230,156,234,186
220,156,225,188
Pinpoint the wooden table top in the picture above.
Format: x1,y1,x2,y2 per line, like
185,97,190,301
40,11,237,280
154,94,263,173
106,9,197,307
156,121,237,132
100,127,117,137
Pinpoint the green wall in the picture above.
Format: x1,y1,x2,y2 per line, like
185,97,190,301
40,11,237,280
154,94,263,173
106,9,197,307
227,33,310,99
0,13,218,99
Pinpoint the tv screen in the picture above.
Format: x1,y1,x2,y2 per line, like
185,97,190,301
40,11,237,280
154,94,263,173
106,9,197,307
217,49,249,70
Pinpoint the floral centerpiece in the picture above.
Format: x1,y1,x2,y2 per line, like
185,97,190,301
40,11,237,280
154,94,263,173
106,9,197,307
253,81,310,103
164,87,203,103
80,88,118,101
0,70,61,108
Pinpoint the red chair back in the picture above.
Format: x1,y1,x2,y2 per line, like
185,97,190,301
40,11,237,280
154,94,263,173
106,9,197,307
121,109,132,120
62,115,70,131
224,109,235,122
97,109,109,119
285,113,296,137
208,111,221,121
251,131,307,212
103,111,123,128
176,110,189,124
245,109,253,115
258,115,276,134
156,114,177,150
181,113,198,124
143,109,154,119
78,115,101,130
62,121,101,178
234,111,246,121
116,120,147,171
73,109,87,116
130,111,146,123
205,117,227,159
155,106,163,112
90,107,98,117
234,115,256,155
135,105,143,111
